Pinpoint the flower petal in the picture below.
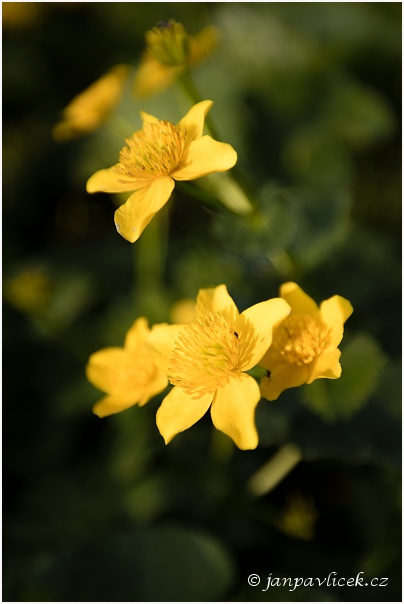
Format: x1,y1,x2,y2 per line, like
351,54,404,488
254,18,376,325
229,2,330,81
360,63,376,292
147,323,186,374
260,364,309,401
156,386,213,444
114,177,175,243
86,347,131,394
235,298,291,370
138,371,169,406
320,295,353,349
307,349,342,383
93,394,140,418
134,53,182,98
173,136,237,181
188,26,220,66
196,284,239,323
178,100,213,143
280,282,319,317
124,317,149,350
210,373,260,450
86,166,146,194
140,109,160,126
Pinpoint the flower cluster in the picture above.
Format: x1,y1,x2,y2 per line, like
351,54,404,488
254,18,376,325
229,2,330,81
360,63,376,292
87,284,352,450
54,19,354,451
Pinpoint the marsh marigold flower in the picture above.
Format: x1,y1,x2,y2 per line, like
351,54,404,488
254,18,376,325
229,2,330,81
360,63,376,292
86,317,168,418
147,285,290,450
259,282,353,401
86,100,237,243
53,64,130,142
134,20,220,98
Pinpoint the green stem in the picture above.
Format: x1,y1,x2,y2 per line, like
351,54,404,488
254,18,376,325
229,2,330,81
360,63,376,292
135,206,168,293
247,443,302,496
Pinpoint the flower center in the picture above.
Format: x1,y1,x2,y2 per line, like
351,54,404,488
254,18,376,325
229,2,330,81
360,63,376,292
115,120,187,180
120,351,157,392
273,314,331,367
169,312,241,395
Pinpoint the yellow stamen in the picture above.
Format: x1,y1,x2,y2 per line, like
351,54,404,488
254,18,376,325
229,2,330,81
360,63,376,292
115,120,187,180
273,314,331,367
169,312,241,395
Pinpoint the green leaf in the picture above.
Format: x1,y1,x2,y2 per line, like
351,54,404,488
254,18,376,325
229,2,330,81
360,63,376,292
301,333,388,421
26,526,235,602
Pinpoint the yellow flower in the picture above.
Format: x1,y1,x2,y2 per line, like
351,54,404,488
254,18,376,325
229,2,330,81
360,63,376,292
147,285,290,450
259,282,353,401
134,20,220,98
86,317,168,418
52,64,130,142
86,100,237,243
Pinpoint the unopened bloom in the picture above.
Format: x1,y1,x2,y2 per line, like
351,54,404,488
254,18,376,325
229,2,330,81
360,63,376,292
86,100,237,243
53,64,130,142
134,20,220,98
259,282,353,401
86,317,168,418
147,285,290,450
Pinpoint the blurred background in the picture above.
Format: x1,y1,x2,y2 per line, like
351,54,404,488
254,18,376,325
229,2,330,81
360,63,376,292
3,3,401,601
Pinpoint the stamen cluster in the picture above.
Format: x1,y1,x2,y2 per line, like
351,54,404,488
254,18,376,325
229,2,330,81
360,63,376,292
116,120,187,180
169,312,241,395
272,314,331,367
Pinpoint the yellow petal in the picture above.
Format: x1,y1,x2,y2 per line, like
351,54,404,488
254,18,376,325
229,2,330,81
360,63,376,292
258,345,280,372
210,373,260,450
140,110,160,126
320,295,353,349
307,349,342,383
138,371,169,406
134,53,181,98
169,298,196,324
86,348,147,398
124,317,149,351
236,298,291,370
188,25,220,66
114,177,175,243
147,323,186,374
178,100,213,143
260,364,309,401
53,64,130,142
196,284,239,323
173,136,237,181
86,166,146,194
156,386,213,444
280,282,319,317
93,394,140,418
